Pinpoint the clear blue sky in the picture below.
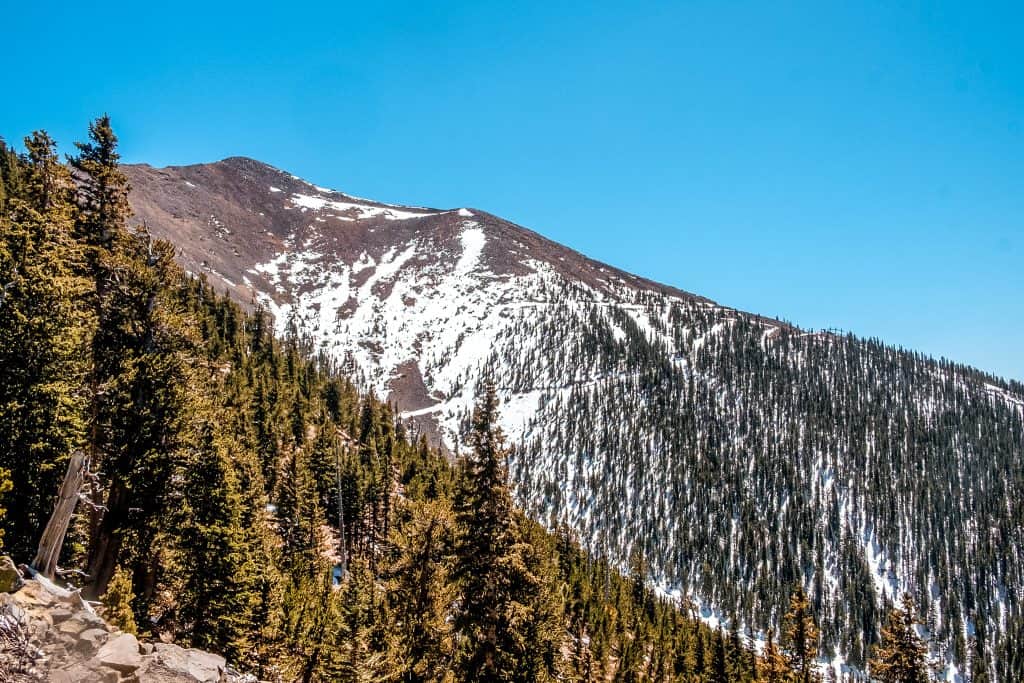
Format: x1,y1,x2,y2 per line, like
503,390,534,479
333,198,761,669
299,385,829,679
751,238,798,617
3,1,1022,380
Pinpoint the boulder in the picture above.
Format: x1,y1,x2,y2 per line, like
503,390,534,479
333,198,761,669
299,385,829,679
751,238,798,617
14,578,57,607
71,609,107,631
50,663,109,683
151,643,227,682
41,641,70,662
58,616,91,637
0,555,23,592
77,626,110,652
134,658,204,682
50,606,75,624
93,631,142,673
3,577,251,682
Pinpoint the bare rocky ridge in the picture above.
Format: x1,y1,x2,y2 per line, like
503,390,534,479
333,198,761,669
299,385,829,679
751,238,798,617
125,157,706,312
0,561,252,683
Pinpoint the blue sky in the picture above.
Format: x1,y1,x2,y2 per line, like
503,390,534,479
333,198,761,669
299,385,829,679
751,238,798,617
2,1,1022,380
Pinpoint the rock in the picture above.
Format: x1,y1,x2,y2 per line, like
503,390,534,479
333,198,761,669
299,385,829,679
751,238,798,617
51,663,108,683
30,616,54,643
4,578,249,683
74,609,108,631
14,578,57,607
0,555,23,592
34,610,55,629
49,606,75,624
184,648,227,682
78,626,110,652
42,641,70,661
151,643,227,682
94,632,142,673
0,592,26,622
63,588,100,614
135,658,201,682
58,616,91,637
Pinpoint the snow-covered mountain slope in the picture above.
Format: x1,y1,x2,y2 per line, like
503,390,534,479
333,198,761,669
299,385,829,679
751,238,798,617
125,157,1024,680
124,157,710,442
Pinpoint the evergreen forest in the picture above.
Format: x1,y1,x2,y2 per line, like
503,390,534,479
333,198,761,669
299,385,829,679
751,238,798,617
0,119,998,682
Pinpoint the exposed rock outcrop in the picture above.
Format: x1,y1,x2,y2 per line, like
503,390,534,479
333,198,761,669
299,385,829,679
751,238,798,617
0,561,254,683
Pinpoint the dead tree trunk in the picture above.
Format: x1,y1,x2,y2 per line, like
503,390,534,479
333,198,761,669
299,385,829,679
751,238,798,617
82,481,127,600
31,450,86,578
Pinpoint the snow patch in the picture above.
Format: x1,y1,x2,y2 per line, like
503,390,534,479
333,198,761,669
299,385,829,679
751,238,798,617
289,192,439,220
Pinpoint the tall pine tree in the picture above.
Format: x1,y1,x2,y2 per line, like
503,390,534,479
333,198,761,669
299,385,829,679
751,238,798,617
386,499,456,682
452,383,562,682
68,116,186,599
782,585,820,683
869,594,928,683
0,132,91,560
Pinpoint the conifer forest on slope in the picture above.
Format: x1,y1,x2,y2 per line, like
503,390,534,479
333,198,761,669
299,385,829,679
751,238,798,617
0,119,1020,682
120,151,1024,680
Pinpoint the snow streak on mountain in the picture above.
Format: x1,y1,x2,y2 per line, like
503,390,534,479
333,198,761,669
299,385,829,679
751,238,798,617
125,157,1024,680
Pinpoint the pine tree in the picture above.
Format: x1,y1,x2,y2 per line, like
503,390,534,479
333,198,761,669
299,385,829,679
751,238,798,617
0,138,10,209
504,518,565,682
69,115,130,256
727,619,754,682
782,585,820,683
102,566,138,635
68,117,193,601
174,418,261,661
688,626,706,677
232,451,281,674
869,594,928,683
758,631,791,683
452,383,561,682
276,447,325,572
336,557,388,682
0,131,91,560
272,569,346,682
452,384,516,679
82,229,191,599
709,629,728,683
386,499,455,683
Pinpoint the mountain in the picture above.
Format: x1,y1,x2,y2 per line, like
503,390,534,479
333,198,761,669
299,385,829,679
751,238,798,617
124,156,1024,680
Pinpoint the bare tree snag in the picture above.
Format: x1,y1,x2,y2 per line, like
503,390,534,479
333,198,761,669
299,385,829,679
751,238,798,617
31,450,86,578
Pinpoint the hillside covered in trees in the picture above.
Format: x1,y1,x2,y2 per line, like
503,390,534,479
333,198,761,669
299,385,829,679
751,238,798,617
0,119,799,682
0,118,991,682
117,148,1024,681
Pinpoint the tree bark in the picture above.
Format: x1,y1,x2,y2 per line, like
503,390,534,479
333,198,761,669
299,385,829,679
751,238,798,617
83,480,126,600
31,450,86,578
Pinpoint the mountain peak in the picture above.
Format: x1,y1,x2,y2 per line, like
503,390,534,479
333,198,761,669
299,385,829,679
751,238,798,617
122,156,711,442
121,155,1024,679
123,158,708,304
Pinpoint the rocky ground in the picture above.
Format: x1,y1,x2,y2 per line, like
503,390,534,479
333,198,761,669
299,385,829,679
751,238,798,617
0,558,254,683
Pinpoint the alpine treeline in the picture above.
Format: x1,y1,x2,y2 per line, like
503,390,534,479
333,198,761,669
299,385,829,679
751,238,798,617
0,120,786,681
